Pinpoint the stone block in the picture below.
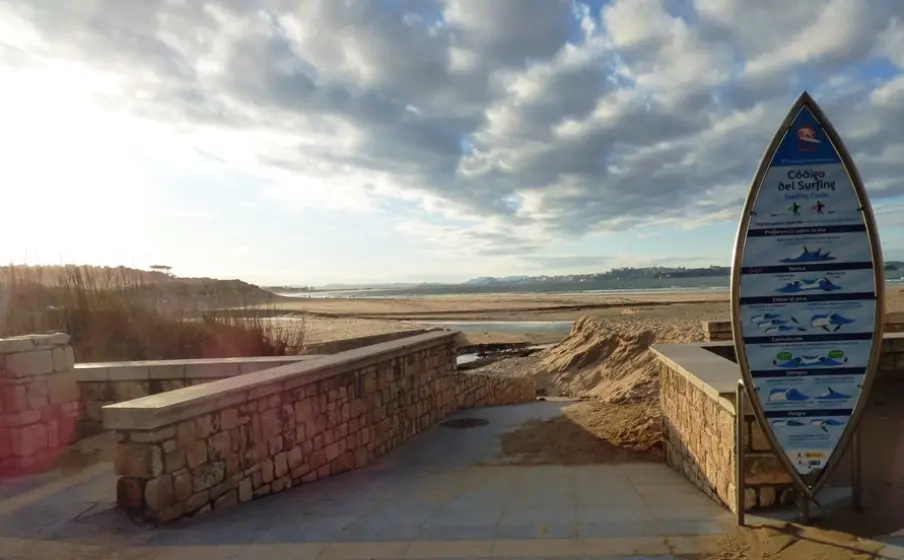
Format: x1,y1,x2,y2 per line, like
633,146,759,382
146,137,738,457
130,426,175,444
220,408,240,431
176,420,197,447
51,346,74,373
47,375,78,405
261,459,274,484
238,477,253,502
25,380,48,409
165,449,186,474
10,423,48,457
59,417,78,446
174,471,193,501
47,420,59,449
191,462,225,493
145,475,175,511
214,490,238,511
4,350,54,378
115,443,163,478
209,431,231,459
196,415,216,439
274,452,288,478
749,421,772,452
185,490,210,513
0,384,28,413
186,440,208,470
745,453,793,484
0,428,8,459
117,477,145,509
759,486,776,508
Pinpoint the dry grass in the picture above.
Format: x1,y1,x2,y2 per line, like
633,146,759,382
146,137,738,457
0,265,307,362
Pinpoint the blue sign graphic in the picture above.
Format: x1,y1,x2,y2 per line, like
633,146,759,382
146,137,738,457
732,93,882,487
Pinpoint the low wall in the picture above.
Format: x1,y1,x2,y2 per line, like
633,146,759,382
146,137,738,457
655,333,904,512
0,334,79,475
103,332,536,524
73,330,439,435
75,356,325,436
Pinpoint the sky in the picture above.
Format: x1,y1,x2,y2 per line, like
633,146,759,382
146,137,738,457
2,0,904,286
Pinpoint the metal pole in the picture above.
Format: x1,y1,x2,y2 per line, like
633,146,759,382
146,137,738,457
800,492,810,523
736,380,746,526
852,429,862,512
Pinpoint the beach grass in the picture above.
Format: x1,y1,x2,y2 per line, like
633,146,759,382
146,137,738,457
0,265,306,362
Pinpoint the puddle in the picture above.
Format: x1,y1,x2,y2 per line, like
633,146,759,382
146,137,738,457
416,320,573,335
455,343,555,365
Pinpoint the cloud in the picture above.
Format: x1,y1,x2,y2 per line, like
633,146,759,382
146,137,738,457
4,0,904,260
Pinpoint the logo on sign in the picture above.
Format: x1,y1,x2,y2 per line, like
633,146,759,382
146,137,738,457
798,126,820,151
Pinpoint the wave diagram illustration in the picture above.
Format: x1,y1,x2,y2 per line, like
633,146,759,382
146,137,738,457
750,312,857,334
767,388,810,403
771,418,846,430
815,386,852,399
772,351,848,368
750,313,805,334
779,246,836,263
810,312,855,332
776,277,842,293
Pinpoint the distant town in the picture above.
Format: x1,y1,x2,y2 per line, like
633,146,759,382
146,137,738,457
267,262,904,293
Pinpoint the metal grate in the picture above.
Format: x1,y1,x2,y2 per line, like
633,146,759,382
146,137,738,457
440,418,489,429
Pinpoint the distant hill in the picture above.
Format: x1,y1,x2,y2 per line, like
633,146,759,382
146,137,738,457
462,266,731,286
462,262,904,286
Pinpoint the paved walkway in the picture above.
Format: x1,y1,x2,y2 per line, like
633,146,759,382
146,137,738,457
0,400,734,559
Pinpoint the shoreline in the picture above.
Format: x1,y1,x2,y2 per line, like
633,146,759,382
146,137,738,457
281,286,904,345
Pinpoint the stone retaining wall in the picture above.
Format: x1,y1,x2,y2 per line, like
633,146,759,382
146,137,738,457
103,332,536,524
456,372,537,410
654,342,825,513
656,334,904,512
75,356,324,436
0,334,79,475
658,361,736,510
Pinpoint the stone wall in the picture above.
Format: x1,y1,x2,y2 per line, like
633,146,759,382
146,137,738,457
103,332,536,524
456,371,537,410
0,334,79,475
75,356,324,436
654,343,800,513
659,362,735,509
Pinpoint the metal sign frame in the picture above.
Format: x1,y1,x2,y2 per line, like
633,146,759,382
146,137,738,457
730,91,885,500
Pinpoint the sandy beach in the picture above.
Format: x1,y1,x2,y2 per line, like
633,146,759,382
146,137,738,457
280,287,904,345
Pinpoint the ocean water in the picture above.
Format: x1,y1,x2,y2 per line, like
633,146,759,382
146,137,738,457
278,273,904,299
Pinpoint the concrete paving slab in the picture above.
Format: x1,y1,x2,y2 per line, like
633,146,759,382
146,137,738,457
0,400,734,558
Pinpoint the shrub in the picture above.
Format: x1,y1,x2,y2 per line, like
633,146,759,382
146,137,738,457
0,265,306,362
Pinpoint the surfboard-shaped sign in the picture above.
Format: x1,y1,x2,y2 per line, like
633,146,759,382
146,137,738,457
730,91,884,496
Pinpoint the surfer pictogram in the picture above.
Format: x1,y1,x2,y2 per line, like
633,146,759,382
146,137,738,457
798,126,820,151
813,200,826,214
789,202,801,216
